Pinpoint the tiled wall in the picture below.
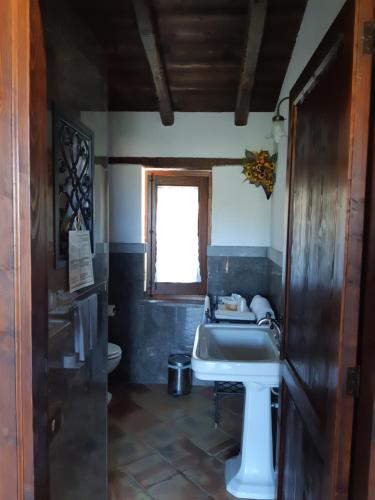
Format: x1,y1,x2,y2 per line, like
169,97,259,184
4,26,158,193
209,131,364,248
109,246,282,384
109,252,203,384
267,257,283,316
208,257,270,298
208,256,282,313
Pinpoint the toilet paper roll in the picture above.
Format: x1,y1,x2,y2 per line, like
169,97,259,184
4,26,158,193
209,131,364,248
108,304,116,317
250,295,275,322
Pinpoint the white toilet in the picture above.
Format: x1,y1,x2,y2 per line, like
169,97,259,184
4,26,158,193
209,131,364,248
107,342,122,404
107,342,122,374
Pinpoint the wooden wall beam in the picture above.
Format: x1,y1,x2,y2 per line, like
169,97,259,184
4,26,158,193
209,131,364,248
108,157,242,169
132,0,174,126
235,0,267,126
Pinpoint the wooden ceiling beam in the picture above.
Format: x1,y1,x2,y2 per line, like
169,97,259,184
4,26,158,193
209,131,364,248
108,157,242,169
235,0,267,126
132,0,174,126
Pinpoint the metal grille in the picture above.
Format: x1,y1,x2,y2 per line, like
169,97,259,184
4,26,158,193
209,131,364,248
53,111,94,267
215,382,244,394
214,381,244,427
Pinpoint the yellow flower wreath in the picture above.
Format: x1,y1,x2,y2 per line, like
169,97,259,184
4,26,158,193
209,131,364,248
242,150,277,199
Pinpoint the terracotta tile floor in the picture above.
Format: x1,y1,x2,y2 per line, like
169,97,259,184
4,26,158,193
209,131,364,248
108,383,253,500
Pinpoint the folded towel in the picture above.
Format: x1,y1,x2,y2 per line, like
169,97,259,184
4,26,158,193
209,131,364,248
250,295,275,322
88,293,98,350
74,298,90,362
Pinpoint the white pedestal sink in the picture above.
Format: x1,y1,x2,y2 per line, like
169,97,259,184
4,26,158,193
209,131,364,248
192,323,280,499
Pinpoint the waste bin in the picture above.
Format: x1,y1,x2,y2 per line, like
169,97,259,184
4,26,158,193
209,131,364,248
168,354,192,396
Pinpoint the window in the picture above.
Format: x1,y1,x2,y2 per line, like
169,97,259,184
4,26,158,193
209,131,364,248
146,172,209,296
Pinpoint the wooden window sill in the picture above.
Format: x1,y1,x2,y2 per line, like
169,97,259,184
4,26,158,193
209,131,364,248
143,294,205,305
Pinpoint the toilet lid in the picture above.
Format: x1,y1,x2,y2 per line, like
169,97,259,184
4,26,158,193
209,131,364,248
108,342,122,359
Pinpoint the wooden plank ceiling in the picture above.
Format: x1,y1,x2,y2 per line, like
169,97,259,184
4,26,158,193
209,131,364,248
74,0,307,124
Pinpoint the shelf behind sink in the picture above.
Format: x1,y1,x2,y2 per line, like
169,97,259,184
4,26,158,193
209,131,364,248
48,318,72,339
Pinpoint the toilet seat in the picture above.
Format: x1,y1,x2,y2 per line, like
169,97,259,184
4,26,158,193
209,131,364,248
108,342,122,359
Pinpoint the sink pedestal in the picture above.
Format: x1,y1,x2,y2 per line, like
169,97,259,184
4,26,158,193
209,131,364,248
192,323,280,499
225,382,275,499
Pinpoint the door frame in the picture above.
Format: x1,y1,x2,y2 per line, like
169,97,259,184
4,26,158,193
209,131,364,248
277,0,373,497
30,0,49,497
350,54,375,498
0,0,49,498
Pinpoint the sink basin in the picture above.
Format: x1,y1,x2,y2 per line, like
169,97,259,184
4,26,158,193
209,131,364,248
192,323,279,383
192,323,280,500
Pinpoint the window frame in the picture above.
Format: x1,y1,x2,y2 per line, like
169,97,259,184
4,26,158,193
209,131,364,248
145,170,210,296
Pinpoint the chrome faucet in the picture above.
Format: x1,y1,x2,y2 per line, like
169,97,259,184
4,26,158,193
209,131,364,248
258,315,282,349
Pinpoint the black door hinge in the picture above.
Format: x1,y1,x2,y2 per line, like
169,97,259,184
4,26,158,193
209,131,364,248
346,366,360,398
363,22,375,54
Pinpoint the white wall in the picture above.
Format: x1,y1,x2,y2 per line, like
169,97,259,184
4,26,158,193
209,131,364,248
270,138,288,252
109,112,273,157
109,164,271,246
81,111,109,156
270,0,347,253
107,112,273,246
94,164,108,244
212,166,270,246
278,0,347,105
109,165,145,243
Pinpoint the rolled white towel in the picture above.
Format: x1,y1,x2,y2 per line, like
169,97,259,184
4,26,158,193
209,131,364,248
250,295,275,322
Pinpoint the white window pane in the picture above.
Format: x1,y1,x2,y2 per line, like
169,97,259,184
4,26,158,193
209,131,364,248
155,185,201,283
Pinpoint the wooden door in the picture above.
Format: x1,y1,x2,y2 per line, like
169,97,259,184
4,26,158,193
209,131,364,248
278,1,373,499
350,59,375,499
0,0,48,498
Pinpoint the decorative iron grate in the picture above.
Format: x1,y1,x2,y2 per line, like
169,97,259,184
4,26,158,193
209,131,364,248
53,111,94,267
215,381,244,395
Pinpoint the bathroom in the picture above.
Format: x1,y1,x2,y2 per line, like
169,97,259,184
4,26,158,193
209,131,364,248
1,0,373,499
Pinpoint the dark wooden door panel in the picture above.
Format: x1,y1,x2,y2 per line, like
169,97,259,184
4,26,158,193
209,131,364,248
278,0,373,498
287,31,350,429
281,385,324,500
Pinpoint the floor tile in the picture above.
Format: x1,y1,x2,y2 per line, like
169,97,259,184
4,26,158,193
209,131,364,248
174,411,216,436
131,385,213,421
219,395,244,416
129,386,186,420
108,435,151,468
108,384,246,500
216,444,241,463
195,386,215,400
217,409,243,441
175,413,237,456
178,454,226,498
108,469,151,500
157,438,207,467
108,420,126,443
187,427,236,456
113,408,162,434
136,420,185,449
147,473,208,500
195,406,242,437
111,381,151,396
124,453,176,489
109,389,144,419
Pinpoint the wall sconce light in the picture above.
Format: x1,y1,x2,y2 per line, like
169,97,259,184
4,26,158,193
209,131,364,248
272,97,290,143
